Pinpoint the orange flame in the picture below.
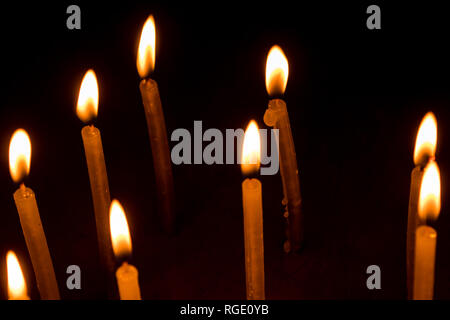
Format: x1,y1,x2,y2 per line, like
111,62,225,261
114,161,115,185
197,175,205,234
418,160,441,221
76,70,99,123
9,129,31,183
414,112,437,166
110,199,132,258
241,120,261,175
7,251,29,300
137,15,156,78
265,45,289,96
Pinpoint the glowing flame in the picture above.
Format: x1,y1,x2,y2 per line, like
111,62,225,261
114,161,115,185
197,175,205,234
418,161,441,221
241,120,261,175
7,251,28,300
110,199,132,258
414,112,437,166
9,129,31,183
265,45,289,96
137,15,156,78
76,70,99,123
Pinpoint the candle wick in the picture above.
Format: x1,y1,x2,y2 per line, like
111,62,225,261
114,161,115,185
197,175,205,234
20,183,26,191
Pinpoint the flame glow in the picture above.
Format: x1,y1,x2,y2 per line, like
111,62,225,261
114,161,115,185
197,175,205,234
137,15,156,78
414,112,437,166
9,129,31,183
418,161,441,221
110,199,132,258
76,70,99,123
7,251,28,300
265,45,289,96
241,120,261,175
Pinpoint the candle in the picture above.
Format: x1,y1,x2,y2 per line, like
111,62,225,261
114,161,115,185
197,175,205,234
413,160,440,300
241,120,265,300
137,15,175,234
6,251,30,300
77,70,115,293
109,199,142,300
406,112,437,299
8,129,60,300
263,45,303,253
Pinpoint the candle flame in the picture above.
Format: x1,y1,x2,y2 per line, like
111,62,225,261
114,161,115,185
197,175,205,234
110,199,132,258
9,129,31,183
418,160,441,222
265,45,289,96
414,112,437,166
241,120,261,175
7,251,28,300
137,15,156,78
76,70,99,123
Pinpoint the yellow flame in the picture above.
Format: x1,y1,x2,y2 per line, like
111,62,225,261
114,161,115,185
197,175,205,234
137,15,156,78
265,45,289,96
110,199,132,258
241,120,261,175
414,112,437,166
9,129,31,183
418,160,441,221
7,251,28,300
76,70,99,123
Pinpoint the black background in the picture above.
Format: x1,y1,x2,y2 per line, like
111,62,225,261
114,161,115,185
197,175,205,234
0,1,450,300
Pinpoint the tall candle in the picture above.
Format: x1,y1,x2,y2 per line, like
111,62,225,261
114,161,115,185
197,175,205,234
9,129,60,300
241,120,265,300
137,15,175,234
413,160,440,300
407,112,436,299
263,45,303,253
6,251,30,300
77,70,115,294
109,199,142,300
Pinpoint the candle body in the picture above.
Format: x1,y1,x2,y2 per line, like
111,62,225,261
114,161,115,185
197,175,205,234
81,125,115,294
242,178,265,300
406,166,424,299
13,186,60,300
116,262,142,300
413,225,436,300
139,79,175,234
264,99,303,252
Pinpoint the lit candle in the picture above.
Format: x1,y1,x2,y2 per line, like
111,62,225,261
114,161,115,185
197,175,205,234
241,120,265,300
137,15,175,234
109,199,142,300
413,160,440,300
263,45,303,253
77,70,115,292
406,112,436,299
6,251,30,300
8,129,60,300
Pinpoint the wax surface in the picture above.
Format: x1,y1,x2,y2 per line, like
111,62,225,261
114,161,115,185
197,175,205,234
13,186,60,300
406,166,424,299
81,125,115,295
413,225,436,300
116,262,142,300
139,78,175,234
264,99,303,252
242,178,265,300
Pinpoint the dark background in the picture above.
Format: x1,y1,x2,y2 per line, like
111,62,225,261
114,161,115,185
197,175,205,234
0,1,449,300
